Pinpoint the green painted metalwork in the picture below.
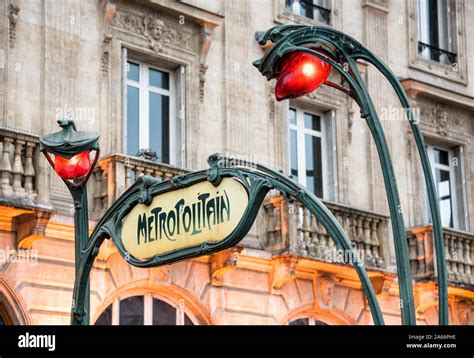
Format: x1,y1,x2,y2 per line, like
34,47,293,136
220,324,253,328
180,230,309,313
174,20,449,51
40,119,100,326
253,24,447,325
71,153,385,325
43,25,447,327
39,118,100,159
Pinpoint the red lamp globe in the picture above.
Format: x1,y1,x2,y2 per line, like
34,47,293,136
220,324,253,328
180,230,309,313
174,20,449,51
54,150,92,180
275,51,332,101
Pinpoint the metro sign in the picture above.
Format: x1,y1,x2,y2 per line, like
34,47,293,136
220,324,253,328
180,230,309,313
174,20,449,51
121,178,248,260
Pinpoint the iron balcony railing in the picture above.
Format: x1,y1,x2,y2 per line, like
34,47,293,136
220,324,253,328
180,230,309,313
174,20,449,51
286,0,331,24
418,41,457,66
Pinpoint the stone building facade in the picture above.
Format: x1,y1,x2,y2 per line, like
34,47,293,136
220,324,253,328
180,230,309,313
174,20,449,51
0,0,473,325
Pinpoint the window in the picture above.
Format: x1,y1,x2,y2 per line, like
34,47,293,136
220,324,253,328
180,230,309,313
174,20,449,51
289,107,330,198
95,294,194,325
427,145,458,228
0,303,11,325
417,0,456,65
126,60,174,164
289,317,328,325
286,0,331,24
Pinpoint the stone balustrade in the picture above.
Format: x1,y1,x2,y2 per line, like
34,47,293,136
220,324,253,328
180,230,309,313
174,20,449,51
263,195,389,270
407,226,474,286
91,154,188,218
0,127,40,205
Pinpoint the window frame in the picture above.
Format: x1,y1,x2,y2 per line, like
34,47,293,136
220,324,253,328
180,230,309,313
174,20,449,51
288,316,328,325
408,0,467,83
417,0,457,66
288,106,329,199
0,303,12,325
275,0,335,28
426,144,458,229
125,59,177,164
285,0,331,24
96,293,197,326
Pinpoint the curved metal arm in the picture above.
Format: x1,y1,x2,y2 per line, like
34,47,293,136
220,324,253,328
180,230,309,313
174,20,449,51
253,24,448,325
254,25,416,325
355,53,448,325
209,154,385,325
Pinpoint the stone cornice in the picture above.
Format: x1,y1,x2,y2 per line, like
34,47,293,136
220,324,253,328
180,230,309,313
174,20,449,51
401,78,474,111
135,0,224,27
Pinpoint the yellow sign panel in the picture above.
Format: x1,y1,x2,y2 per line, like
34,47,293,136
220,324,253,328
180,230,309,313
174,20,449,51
121,178,248,260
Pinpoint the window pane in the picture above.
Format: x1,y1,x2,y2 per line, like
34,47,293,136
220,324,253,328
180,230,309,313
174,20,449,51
314,320,328,325
149,93,170,163
418,0,456,64
418,0,429,42
152,299,176,325
304,113,321,131
305,134,323,197
290,129,298,181
0,304,10,325
288,108,296,125
289,318,309,325
434,148,449,166
440,198,453,228
95,305,112,325
286,0,329,23
119,296,144,325
149,68,169,90
435,168,453,228
184,314,194,326
127,86,140,156
437,169,451,197
127,62,139,81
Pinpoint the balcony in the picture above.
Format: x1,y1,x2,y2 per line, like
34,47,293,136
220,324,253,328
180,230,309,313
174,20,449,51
263,195,389,270
0,127,39,205
91,154,188,218
89,156,474,289
407,226,473,287
0,127,54,248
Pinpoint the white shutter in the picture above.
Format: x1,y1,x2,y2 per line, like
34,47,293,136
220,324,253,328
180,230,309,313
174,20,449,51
323,109,337,202
453,145,469,231
122,47,128,154
177,65,186,167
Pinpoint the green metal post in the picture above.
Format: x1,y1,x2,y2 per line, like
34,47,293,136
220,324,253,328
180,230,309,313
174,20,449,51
71,186,90,325
39,119,100,326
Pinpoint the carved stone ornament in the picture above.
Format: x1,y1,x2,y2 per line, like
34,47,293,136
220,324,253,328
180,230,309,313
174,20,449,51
271,253,299,292
9,4,21,49
154,265,171,282
420,102,465,136
457,301,471,325
101,34,113,76
317,274,335,309
267,81,276,121
111,9,194,53
210,246,243,286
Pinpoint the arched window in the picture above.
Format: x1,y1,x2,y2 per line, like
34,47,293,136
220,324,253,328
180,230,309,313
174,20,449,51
95,294,195,325
289,316,328,325
0,303,12,325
